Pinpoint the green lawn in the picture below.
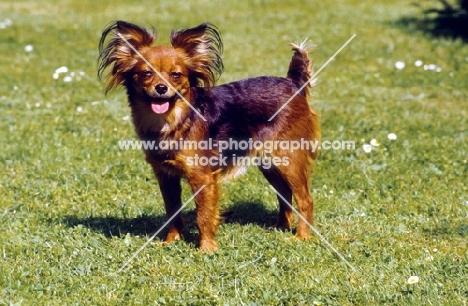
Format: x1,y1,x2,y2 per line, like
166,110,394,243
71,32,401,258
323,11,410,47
1,0,467,304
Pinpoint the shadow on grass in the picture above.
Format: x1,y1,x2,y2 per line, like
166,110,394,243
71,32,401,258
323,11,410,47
222,201,278,228
422,223,468,237
396,1,468,41
63,214,172,239
62,201,278,240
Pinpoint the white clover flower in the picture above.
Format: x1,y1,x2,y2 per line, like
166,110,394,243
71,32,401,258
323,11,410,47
362,144,372,153
76,106,83,113
53,66,70,80
55,66,68,74
407,276,419,284
424,64,439,71
395,61,405,70
24,45,33,52
270,257,277,265
0,19,13,29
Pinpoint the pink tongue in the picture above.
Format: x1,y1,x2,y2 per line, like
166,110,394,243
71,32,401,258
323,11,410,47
151,102,169,114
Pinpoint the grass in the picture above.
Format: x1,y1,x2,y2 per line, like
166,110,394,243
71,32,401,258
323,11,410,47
1,0,467,304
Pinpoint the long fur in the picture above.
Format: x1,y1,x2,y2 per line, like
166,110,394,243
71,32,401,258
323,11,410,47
170,23,224,88
98,21,158,93
98,21,320,251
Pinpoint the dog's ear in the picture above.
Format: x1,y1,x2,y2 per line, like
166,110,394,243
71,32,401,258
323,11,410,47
98,20,157,93
171,23,224,88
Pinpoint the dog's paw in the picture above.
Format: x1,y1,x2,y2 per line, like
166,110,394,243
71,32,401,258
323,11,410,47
275,220,293,231
199,239,218,252
275,212,294,230
295,230,311,240
164,231,182,243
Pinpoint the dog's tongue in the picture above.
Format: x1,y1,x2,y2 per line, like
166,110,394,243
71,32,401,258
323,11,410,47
151,101,169,114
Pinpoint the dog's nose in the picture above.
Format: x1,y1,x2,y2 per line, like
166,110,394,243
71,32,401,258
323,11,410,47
155,84,168,95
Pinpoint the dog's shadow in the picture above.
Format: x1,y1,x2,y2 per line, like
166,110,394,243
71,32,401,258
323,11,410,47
62,201,278,242
63,213,169,240
221,201,277,227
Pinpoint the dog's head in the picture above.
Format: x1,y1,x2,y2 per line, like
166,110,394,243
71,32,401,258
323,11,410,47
98,21,223,124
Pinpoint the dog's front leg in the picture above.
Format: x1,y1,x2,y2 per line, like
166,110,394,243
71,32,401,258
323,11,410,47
187,171,220,252
155,171,184,243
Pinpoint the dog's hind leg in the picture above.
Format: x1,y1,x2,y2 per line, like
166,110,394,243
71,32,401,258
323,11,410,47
262,155,314,239
259,167,294,230
282,160,314,240
291,178,314,240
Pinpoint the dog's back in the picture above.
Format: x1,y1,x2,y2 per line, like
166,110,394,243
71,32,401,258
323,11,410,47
195,41,319,162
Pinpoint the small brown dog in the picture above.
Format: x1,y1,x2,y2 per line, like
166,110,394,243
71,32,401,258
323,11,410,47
98,21,320,251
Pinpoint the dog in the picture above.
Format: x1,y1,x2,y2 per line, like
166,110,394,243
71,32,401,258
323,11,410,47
98,21,320,251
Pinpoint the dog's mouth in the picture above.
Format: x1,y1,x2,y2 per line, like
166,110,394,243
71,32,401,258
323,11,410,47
150,97,175,115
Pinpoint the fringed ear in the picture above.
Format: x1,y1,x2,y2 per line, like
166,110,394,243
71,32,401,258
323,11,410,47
170,23,224,88
98,20,157,93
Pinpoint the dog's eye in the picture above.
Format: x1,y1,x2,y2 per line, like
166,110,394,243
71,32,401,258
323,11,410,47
171,72,182,79
141,71,153,78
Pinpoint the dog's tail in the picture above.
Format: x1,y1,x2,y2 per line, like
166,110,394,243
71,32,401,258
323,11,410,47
286,39,315,98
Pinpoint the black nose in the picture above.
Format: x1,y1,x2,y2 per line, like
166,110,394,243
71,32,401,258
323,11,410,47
155,84,168,95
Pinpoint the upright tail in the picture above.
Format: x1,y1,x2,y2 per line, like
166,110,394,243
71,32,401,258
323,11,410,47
286,40,315,98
